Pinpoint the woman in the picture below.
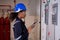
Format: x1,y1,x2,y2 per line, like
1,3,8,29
10,3,37,40
10,3,34,40
10,3,29,40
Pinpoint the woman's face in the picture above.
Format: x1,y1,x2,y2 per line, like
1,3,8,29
18,11,26,18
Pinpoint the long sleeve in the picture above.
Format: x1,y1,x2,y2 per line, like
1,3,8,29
13,22,22,40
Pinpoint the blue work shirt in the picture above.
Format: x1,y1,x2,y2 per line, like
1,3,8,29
13,17,29,40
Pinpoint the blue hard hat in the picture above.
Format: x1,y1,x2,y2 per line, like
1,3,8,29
14,3,27,12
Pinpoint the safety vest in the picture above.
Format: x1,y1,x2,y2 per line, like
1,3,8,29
12,17,29,40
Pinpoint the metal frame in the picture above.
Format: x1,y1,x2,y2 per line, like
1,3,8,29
40,0,42,40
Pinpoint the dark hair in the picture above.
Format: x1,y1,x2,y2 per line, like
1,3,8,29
9,12,18,22
9,10,26,22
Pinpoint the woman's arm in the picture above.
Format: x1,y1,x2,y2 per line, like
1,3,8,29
27,22,37,33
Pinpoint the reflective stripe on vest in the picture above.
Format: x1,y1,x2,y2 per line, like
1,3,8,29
15,35,22,40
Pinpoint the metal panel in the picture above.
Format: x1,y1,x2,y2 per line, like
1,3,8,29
52,3,58,25
45,2,49,25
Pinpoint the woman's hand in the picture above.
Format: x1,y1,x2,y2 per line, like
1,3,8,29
27,23,36,33
28,26,32,33
27,20,38,33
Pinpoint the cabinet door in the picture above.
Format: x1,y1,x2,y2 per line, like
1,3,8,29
4,17,10,40
0,17,5,40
